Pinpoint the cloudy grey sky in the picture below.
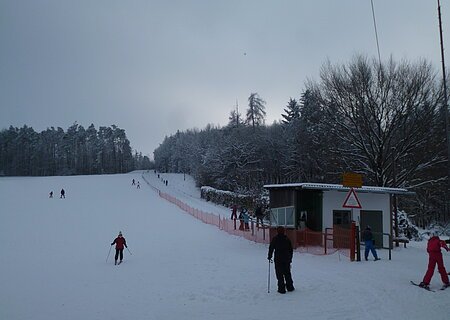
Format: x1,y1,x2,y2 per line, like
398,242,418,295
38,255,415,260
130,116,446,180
1,1,449,158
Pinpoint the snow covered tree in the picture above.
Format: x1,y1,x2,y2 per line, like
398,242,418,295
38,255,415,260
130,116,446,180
245,93,266,128
227,109,243,128
281,98,300,124
307,55,446,188
305,55,448,224
0,124,135,176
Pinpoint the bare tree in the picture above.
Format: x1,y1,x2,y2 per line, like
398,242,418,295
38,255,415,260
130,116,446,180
307,55,446,188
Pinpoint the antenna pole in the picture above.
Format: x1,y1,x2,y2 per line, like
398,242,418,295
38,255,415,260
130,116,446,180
437,0,450,220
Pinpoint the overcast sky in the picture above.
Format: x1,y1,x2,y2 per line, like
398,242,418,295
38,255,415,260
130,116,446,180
1,1,449,158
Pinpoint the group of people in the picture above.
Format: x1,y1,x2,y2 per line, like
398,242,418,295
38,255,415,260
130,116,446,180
132,179,140,189
267,224,449,294
231,204,266,231
49,188,65,199
107,225,449,294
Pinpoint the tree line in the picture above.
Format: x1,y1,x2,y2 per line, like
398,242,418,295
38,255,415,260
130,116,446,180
0,123,151,176
154,55,449,225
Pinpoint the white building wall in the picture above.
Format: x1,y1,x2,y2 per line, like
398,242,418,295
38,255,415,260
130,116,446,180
322,190,391,247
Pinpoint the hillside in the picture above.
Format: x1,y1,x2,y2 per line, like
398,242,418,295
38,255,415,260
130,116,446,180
1,173,449,320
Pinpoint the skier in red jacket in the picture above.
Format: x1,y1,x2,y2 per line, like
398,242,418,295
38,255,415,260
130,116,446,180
111,231,127,265
419,233,449,289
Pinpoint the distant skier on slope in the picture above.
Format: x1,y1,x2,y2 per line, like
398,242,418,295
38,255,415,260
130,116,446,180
60,188,65,199
418,232,449,290
111,231,128,265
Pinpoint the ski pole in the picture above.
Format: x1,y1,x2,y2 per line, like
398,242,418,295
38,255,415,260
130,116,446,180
106,245,112,263
126,247,133,255
268,259,272,293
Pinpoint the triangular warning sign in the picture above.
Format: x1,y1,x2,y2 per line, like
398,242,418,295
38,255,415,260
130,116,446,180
343,188,362,208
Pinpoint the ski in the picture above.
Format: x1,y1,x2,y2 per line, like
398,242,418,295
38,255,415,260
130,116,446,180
118,261,123,265
410,281,435,292
441,285,449,291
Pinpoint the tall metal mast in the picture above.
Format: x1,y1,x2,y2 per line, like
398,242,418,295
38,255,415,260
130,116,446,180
437,0,450,219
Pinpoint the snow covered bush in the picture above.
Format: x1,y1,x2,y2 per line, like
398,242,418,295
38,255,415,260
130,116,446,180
200,186,254,209
397,210,421,241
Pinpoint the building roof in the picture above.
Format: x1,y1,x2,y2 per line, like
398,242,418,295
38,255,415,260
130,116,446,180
263,182,413,195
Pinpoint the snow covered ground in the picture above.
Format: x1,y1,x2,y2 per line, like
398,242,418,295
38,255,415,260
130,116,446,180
1,172,449,320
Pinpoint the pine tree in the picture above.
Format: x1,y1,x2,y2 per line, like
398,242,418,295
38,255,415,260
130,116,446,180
281,98,300,124
246,93,266,128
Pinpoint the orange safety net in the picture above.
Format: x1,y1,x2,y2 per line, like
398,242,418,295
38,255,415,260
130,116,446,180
294,228,352,258
158,191,270,245
142,175,352,259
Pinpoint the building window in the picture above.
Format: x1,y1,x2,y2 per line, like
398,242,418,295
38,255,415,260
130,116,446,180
270,206,295,227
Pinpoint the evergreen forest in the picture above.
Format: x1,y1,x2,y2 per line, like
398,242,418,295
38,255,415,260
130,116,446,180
0,123,151,176
153,56,449,225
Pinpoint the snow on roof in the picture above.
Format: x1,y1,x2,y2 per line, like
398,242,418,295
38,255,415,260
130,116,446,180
263,182,413,195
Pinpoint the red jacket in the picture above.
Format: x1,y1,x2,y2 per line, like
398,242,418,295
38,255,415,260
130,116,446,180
112,236,127,250
427,236,449,253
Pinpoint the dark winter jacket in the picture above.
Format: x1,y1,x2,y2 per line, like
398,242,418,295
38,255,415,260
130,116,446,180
362,229,373,242
427,236,449,253
111,236,127,250
255,206,263,218
268,234,293,264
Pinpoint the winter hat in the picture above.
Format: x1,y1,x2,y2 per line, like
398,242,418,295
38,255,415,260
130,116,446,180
118,231,122,236
277,226,285,235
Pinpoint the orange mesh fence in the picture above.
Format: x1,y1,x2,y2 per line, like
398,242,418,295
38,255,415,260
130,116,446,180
294,228,352,258
158,190,270,245
143,175,352,259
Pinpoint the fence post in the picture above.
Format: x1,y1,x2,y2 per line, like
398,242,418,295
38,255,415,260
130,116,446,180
350,221,356,262
388,233,392,260
355,225,361,262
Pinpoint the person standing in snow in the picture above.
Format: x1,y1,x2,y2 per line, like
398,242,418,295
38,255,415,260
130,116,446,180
243,209,250,230
49,191,53,198
60,188,65,199
419,232,450,289
362,226,380,261
230,204,238,220
137,181,140,189
268,226,294,294
238,207,249,230
111,231,128,265
132,179,135,185
255,204,264,227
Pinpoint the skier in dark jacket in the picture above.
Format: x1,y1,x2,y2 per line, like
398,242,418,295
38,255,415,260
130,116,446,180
60,188,65,199
268,226,294,294
111,231,127,265
419,233,449,289
255,205,264,227
362,226,380,261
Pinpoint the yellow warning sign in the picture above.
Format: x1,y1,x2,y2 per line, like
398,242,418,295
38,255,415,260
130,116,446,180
343,188,362,209
342,172,363,188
